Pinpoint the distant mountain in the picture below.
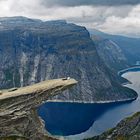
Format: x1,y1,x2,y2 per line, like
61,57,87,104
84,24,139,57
91,35,128,72
0,16,42,24
89,28,140,66
0,16,136,102
87,28,140,140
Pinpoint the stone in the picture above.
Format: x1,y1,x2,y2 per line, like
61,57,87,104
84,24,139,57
0,78,77,140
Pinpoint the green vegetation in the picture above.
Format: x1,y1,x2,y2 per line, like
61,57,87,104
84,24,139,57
0,135,57,140
126,112,140,122
0,136,28,140
86,112,140,140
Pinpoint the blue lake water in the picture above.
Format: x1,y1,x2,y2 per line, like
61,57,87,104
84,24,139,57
38,70,140,140
38,101,132,136
118,66,140,76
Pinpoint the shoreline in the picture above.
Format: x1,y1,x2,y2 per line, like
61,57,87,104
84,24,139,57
118,66,140,76
47,66,139,105
47,97,137,104
43,68,140,140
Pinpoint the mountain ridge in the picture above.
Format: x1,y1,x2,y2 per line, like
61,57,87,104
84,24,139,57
89,28,140,65
0,16,137,102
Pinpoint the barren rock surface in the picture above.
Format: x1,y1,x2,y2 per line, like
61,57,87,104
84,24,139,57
0,78,77,140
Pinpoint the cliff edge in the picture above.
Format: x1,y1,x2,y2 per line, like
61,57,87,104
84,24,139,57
0,78,77,140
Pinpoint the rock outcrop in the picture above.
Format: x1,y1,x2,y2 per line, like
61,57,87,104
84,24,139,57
0,78,77,140
0,16,137,102
88,112,140,140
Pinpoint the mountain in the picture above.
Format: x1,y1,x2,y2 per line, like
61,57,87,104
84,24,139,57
91,35,129,73
86,29,140,140
0,16,137,102
88,112,140,140
89,28,140,66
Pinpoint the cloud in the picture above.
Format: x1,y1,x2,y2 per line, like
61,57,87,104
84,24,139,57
42,0,140,7
0,0,44,17
93,4,140,37
0,0,139,37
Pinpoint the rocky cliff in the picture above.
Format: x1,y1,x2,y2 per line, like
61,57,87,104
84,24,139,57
0,16,137,102
90,29,140,67
91,36,129,72
0,78,77,140
88,112,140,140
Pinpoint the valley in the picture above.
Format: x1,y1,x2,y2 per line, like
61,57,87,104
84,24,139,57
0,16,136,102
0,17,140,140
38,68,140,140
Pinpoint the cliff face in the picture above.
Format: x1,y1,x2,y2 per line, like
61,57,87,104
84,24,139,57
89,112,140,140
91,36,129,72
90,29,140,66
0,16,137,102
0,78,77,140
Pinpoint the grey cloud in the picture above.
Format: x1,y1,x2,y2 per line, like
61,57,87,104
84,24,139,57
42,0,140,7
0,0,139,37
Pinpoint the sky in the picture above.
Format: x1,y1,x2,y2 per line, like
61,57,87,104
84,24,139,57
0,0,140,37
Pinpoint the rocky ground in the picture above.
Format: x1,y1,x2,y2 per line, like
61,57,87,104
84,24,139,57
0,78,77,140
